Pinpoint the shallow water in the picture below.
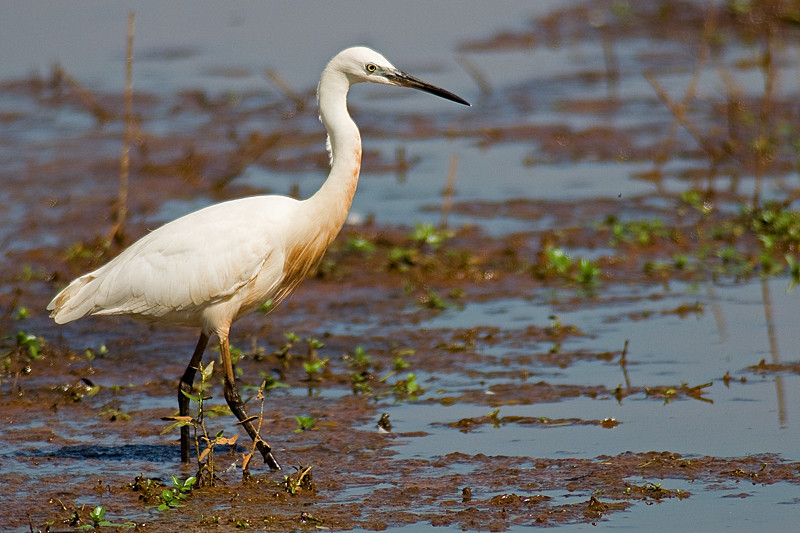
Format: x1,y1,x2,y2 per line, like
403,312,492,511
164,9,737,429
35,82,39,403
2,1,800,531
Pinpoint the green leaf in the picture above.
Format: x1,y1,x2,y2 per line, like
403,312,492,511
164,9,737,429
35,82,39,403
161,418,195,434
201,360,215,382
179,389,201,403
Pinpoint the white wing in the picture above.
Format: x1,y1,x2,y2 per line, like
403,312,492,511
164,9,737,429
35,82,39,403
48,196,297,324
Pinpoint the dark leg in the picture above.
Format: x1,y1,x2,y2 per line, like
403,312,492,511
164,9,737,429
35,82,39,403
219,330,281,471
179,332,209,463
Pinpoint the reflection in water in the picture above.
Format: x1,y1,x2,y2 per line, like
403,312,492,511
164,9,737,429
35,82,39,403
761,277,787,428
707,286,728,343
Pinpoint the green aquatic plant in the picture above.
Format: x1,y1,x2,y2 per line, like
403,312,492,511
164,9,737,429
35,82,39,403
84,344,108,362
15,331,43,360
162,361,237,486
680,190,713,215
350,371,373,395
99,405,131,422
273,331,300,368
257,298,274,313
487,408,502,428
345,235,377,256
305,337,324,360
606,217,670,246
411,222,452,250
303,357,329,381
76,505,135,530
672,253,691,271
536,246,601,290
348,345,372,368
156,475,197,511
283,465,313,495
393,373,421,400
393,355,410,371
543,246,573,276
574,257,601,287
419,288,452,310
745,202,800,246
387,246,418,272
294,415,316,433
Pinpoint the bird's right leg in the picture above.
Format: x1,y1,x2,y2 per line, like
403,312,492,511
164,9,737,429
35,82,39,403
178,332,209,463
219,331,281,471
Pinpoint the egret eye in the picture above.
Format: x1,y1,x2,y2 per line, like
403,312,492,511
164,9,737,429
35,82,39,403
366,63,377,73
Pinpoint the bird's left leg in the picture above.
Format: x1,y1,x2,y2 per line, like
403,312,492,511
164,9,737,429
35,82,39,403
219,330,281,471
179,332,209,462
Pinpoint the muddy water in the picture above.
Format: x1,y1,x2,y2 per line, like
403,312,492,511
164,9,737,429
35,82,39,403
2,1,800,532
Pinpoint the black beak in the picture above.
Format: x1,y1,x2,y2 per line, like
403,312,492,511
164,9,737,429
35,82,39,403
387,70,471,106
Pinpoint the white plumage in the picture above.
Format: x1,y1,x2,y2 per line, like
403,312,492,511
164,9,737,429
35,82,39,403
50,197,292,325
48,46,469,469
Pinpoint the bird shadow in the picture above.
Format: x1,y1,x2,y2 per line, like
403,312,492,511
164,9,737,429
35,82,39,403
18,444,178,463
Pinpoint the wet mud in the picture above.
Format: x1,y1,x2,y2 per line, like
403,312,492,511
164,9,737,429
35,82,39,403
3,1,800,531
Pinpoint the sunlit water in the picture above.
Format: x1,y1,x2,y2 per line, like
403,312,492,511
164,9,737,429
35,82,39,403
2,1,800,531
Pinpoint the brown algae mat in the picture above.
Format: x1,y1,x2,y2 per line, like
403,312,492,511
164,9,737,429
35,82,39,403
4,1,800,531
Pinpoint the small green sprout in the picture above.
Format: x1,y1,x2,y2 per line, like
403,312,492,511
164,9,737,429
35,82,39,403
346,236,377,256
16,331,43,359
302,357,329,380
405,373,420,394
77,506,135,529
84,344,108,362
393,356,410,371
350,372,372,395
672,253,690,270
487,408,501,428
257,299,275,313
283,465,313,495
157,476,197,511
393,373,420,400
419,288,451,310
387,247,418,271
544,246,572,275
410,223,452,249
306,337,324,361
273,331,300,367
717,246,742,264
347,345,372,368
294,415,316,433
77,506,109,530
574,258,601,287
99,405,131,422
680,190,713,214
758,251,782,277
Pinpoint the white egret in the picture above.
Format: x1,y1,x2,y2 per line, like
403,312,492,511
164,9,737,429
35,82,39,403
47,46,469,470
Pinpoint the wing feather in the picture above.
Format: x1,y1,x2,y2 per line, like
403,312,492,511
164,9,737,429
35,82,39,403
48,196,297,324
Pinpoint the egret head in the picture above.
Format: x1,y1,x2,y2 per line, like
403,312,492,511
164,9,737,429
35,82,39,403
326,46,470,106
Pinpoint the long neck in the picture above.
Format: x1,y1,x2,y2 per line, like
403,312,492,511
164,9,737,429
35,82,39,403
272,70,362,307
307,66,362,230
